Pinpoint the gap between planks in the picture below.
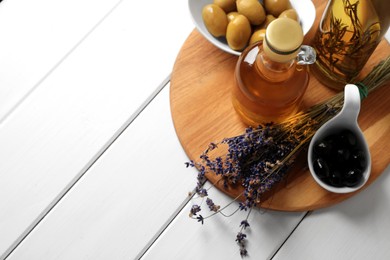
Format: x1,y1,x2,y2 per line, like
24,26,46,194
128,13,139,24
269,211,311,260
2,74,171,260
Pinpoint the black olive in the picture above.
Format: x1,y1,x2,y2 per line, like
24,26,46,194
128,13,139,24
342,169,363,187
313,157,330,179
327,170,343,187
314,140,333,157
349,149,366,170
335,148,351,163
324,134,338,145
340,129,357,147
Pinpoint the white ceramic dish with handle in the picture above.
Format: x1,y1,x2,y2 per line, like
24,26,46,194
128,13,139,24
307,84,371,193
188,0,316,56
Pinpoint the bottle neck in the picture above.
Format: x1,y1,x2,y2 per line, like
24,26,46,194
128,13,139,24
255,47,296,82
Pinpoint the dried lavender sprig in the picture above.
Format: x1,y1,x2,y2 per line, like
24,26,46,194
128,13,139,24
190,55,390,211
188,55,390,258
196,123,302,209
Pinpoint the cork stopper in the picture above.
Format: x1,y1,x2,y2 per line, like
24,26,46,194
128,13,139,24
263,18,303,63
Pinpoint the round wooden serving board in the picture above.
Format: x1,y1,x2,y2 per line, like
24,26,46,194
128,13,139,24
170,0,390,211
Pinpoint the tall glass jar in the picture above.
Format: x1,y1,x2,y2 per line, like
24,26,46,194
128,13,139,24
232,18,316,126
311,0,389,90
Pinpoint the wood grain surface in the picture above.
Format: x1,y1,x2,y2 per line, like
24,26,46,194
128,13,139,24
170,0,390,211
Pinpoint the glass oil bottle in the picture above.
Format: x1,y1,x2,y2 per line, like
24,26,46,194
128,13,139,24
232,18,316,126
311,0,389,90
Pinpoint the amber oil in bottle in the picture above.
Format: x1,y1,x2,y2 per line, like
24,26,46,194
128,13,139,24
232,18,315,126
311,0,385,90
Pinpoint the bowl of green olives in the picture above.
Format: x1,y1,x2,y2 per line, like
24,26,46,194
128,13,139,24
189,0,316,55
308,84,371,193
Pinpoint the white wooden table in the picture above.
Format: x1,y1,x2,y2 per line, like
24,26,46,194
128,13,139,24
1,0,389,259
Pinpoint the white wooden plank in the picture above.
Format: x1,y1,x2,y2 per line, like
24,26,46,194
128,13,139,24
7,85,197,260
142,183,306,260
0,0,193,257
7,85,306,260
0,0,120,123
273,165,390,260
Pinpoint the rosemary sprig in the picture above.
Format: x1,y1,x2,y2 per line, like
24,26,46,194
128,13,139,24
314,0,381,82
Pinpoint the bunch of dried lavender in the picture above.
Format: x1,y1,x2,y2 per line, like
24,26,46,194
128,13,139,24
187,56,390,257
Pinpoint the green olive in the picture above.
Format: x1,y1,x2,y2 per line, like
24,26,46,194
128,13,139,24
213,0,237,13
202,4,228,37
249,28,266,45
236,0,266,26
279,8,299,22
227,11,240,22
258,14,276,29
226,14,252,50
264,0,291,17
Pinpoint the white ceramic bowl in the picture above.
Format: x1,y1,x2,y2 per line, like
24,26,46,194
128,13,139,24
307,85,371,193
188,0,316,56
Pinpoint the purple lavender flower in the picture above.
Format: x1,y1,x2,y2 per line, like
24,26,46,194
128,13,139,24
190,204,201,216
240,220,250,229
206,198,220,212
196,187,208,197
188,122,308,257
235,232,247,243
240,248,248,257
